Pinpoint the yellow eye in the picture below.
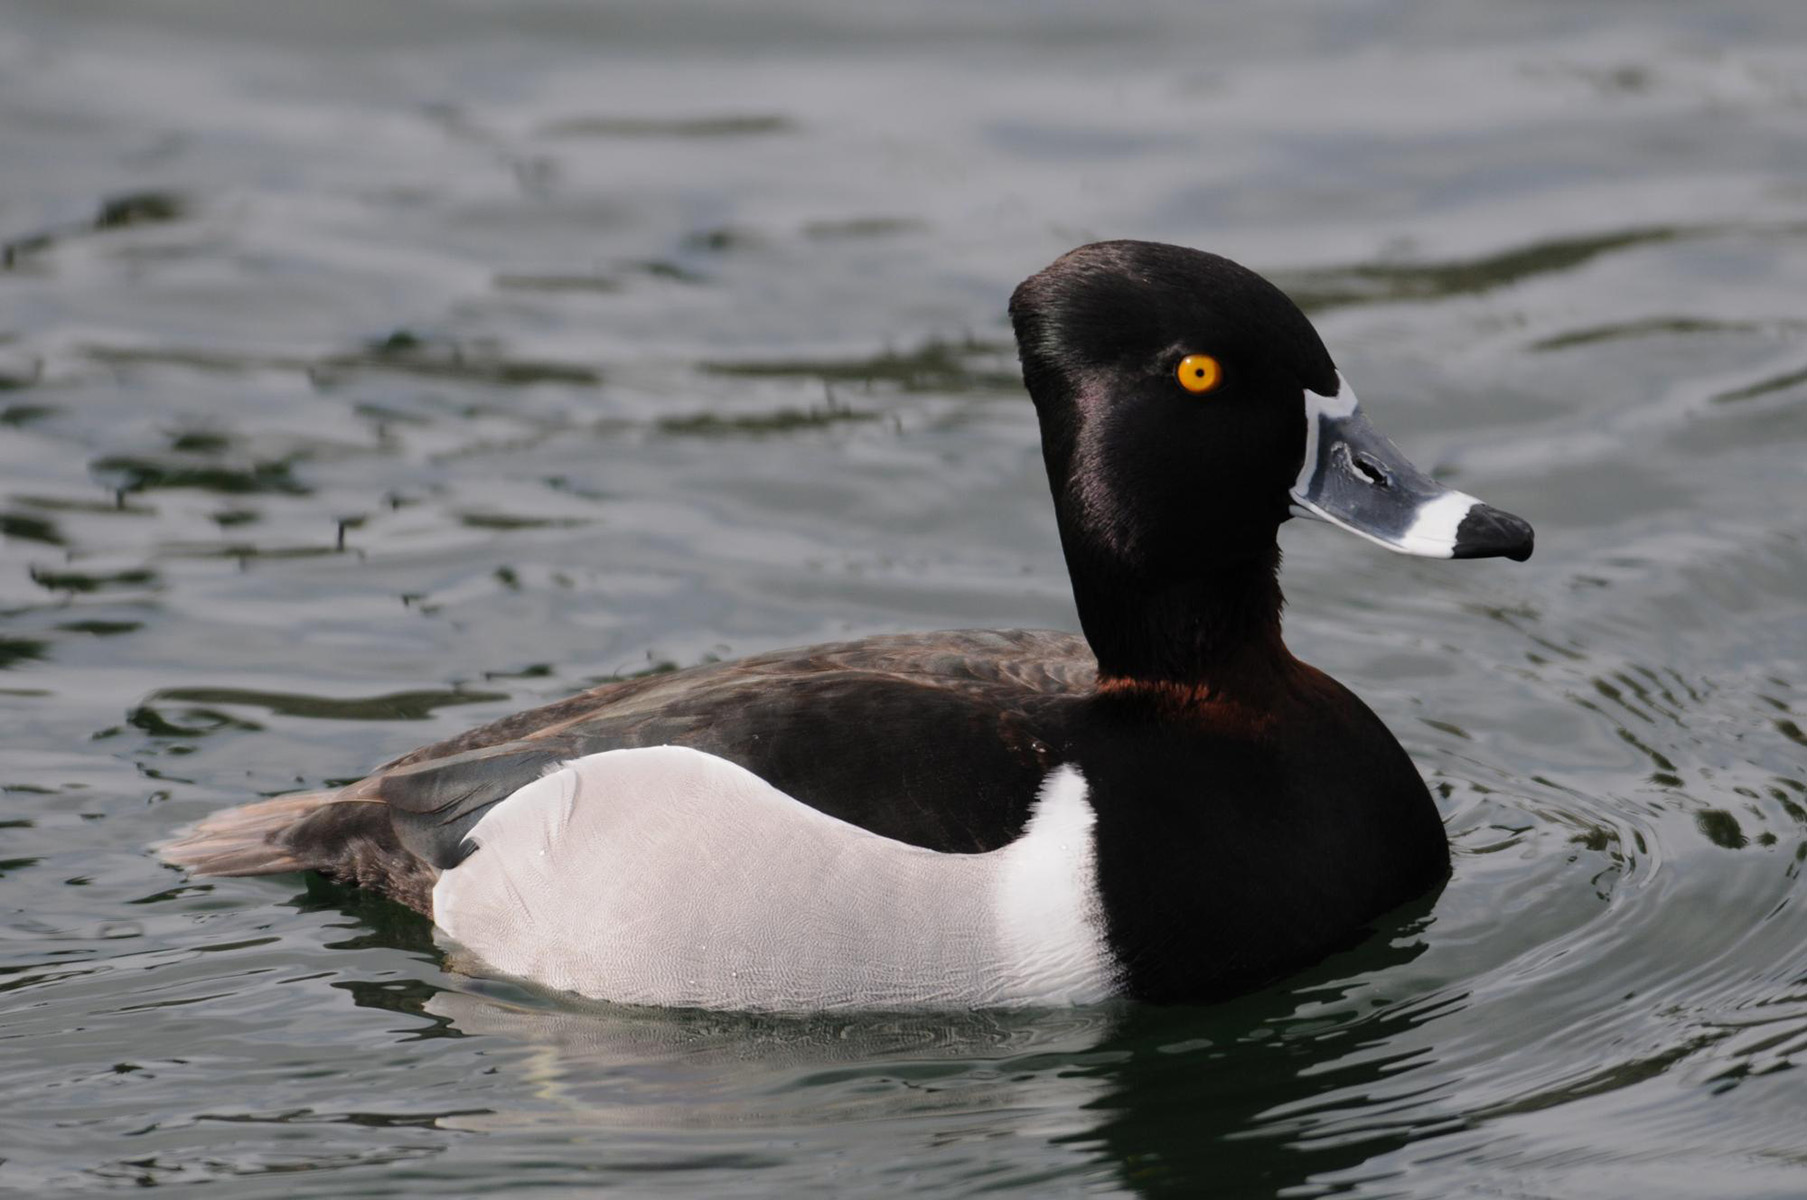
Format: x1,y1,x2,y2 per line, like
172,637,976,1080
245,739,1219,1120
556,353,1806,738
1176,354,1222,394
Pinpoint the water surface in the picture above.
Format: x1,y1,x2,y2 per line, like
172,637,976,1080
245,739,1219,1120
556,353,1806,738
3,1,1806,1194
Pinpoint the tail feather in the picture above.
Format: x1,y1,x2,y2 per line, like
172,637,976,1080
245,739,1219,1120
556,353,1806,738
158,790,340,876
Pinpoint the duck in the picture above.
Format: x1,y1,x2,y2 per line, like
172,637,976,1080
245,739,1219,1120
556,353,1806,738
161,240,1533,1011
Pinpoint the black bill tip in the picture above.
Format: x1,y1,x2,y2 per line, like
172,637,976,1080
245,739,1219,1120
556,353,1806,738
1451,503,1534,562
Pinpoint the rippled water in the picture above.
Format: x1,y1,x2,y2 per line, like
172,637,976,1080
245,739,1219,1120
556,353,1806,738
3,1,1806,1194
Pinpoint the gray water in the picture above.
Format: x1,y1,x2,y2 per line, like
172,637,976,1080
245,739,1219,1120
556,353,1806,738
3,1,1806,1195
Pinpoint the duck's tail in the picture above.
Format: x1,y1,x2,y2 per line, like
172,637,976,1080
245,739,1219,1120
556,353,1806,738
157,790,341,876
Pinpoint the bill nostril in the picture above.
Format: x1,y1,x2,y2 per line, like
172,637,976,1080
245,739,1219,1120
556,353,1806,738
1353,453,1390,488
1331,442,1392,488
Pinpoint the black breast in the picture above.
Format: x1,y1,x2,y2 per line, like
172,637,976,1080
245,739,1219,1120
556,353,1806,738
1072,674,1450,1003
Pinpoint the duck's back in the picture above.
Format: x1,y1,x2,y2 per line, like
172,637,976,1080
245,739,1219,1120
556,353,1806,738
164,630,1098,911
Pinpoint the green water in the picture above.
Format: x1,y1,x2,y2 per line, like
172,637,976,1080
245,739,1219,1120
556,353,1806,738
2,1,1806,1195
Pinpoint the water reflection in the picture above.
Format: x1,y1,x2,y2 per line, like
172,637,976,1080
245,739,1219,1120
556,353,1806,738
699,336,1019,394
1,189,187,270
406,898,1445,1195
143,685,509,722
0,634,49,669
1274,226,1692,312
80,334,603,391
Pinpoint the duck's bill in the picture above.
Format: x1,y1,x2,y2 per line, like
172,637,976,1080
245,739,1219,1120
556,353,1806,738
1288,376,1533,562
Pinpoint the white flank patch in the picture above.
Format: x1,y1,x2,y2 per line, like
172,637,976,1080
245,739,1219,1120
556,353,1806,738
431,747,1118,1011
1394,489,1479,557
991,765,1115,1004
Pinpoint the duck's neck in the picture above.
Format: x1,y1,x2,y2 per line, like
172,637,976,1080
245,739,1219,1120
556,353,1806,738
1072,544,1291,703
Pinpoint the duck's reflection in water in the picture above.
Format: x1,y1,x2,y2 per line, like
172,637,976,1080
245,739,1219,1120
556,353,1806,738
427,984,1125,1189
425,897,1446,1196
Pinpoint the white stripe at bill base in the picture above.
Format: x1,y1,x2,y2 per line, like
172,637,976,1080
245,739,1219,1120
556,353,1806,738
1292,490,1480,559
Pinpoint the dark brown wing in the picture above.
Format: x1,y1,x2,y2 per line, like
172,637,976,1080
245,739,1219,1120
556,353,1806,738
176,630,1097,911
381,628,1094,769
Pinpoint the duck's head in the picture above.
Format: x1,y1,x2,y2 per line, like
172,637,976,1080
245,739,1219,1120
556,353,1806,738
1009,240,1533,685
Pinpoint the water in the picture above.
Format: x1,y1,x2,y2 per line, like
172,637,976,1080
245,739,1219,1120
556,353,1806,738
2,0,1805,1194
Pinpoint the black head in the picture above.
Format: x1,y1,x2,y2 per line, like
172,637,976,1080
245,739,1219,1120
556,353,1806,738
1008,240,1532,686
1011,241,1333,580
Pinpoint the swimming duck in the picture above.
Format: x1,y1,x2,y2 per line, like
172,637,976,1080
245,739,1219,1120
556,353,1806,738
162,240,1533,1010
